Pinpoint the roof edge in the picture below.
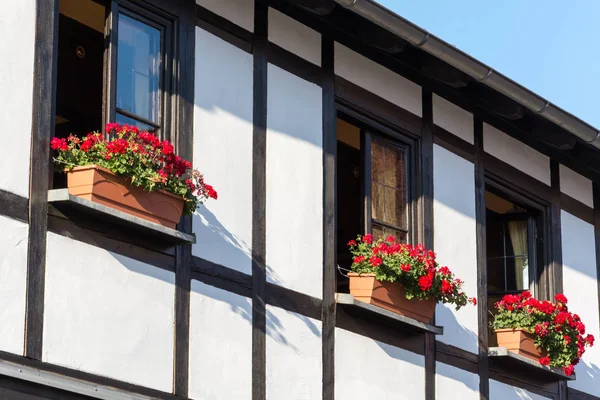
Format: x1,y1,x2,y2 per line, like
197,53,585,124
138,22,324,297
335,0,600,148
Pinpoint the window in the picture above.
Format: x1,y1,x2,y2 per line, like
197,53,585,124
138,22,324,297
370,138,409,242
55,0,174,144
115,13,161,131
485,187,546,313
336,115,415,290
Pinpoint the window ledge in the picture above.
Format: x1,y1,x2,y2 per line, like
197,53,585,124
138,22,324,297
488,347,575,381
47,189,196,245
335,293,443,335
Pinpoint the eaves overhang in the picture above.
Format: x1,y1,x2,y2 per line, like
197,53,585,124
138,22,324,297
333,0,600,149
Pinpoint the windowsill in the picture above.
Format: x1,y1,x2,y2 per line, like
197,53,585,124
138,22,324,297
488,347,575,381
335,293,443,335
47,189,196,246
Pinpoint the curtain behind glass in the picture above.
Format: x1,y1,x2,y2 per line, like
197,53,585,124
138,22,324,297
507,220,528,290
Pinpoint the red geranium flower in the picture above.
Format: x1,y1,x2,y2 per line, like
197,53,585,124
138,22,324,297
441,280,453,295
370,256,382,267
555,293,568,304
418,274,433,291
586,335,595,346
363,234,373,244
353,255,365,264
563,365,575,376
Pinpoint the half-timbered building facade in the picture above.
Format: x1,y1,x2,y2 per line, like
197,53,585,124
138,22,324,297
1,0,599,399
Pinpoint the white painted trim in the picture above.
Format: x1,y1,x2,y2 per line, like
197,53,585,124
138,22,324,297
559,164,594,208
432,94,474,144
483,123,551,185
268,8,321,66
334,42,422,117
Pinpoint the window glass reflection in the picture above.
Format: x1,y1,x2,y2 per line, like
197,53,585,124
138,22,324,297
116,14,160,122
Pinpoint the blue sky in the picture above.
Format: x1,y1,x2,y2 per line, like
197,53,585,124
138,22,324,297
376,0,600,128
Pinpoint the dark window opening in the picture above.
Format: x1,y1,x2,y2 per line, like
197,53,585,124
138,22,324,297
55,0,106,140
485,188,545,316
335,114,414,292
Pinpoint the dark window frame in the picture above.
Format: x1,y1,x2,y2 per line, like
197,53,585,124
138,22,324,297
103,0,176,140
337,104,420,245
485,176,553,300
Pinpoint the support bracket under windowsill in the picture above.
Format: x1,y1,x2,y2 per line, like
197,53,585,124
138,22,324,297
488,347,575,381
47,189,196,246
335,293,443,335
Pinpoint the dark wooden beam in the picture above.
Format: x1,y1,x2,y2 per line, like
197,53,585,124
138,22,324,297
321,35,336,400
421,90,436,400
474,117,489,400
25,0,59,360
173,0,196,394
252,2,269,399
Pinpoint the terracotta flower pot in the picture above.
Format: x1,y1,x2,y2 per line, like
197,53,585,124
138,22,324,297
66,165,184,229
495,328,544,361
348,273,436,323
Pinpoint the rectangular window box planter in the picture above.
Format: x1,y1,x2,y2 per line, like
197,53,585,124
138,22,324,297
48,189,195,246
335,293,443,335
488,347,575,381
66,165,184,229
348,272,436,324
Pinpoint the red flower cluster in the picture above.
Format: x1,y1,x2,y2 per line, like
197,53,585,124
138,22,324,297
493,292,594,375
51,123,217,214
50,137,68,151
347,235,475,309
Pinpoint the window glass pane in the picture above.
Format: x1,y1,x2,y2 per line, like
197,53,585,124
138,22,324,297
372,223,407,243
116,112,158,133
371,140,385,183
371,182,384,222
116,14,160,123
487,257,506,293
371,139,407,229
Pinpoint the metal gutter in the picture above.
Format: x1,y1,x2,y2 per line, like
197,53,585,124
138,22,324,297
335,0,600,148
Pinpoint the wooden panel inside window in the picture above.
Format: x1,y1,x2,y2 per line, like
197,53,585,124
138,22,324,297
373,223,407,243
371,139,407,231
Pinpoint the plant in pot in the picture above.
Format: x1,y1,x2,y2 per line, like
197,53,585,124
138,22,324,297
51,123,217,229
492,292,594,376
347,234,476,324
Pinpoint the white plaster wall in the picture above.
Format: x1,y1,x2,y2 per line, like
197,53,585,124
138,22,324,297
266,64,323,299
196,0,254,32
335,328,425,399
436,362,479,400
334,42,422,117
266,306,322,400
483,123,551,185
489,380,551,400
433,144,478,354
189,280,252,400
0,216,28,355
560,165,594,208
432,94,474,144
268,8,321,66
561,211,600,396
0,0,36,197
193,28,253,275
43,233,175,392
